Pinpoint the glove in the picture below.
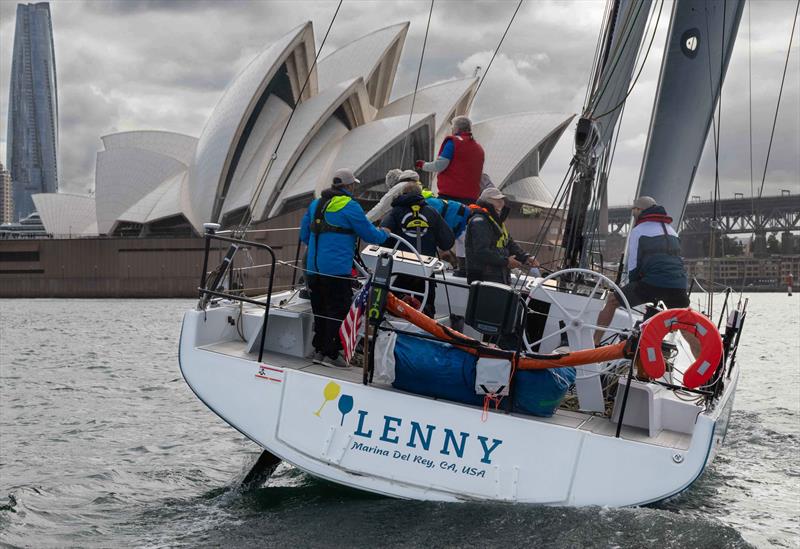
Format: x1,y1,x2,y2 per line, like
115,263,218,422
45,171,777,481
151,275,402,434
415,160,425,170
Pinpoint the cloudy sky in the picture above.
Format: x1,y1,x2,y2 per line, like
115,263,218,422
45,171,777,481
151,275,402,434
0,0,797,206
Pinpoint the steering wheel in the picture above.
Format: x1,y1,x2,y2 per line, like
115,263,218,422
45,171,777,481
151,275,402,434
376,233,431,312
522,268,634,360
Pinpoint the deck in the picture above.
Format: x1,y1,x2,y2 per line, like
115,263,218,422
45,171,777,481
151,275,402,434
197,339,693,451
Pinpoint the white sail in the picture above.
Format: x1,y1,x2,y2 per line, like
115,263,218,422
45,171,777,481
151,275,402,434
636,0,745,225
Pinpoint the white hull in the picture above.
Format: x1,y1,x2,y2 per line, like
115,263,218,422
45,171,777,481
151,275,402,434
179,301,738,506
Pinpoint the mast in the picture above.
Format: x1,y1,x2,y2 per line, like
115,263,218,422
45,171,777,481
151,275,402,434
561,0,655,269
635,0,745,227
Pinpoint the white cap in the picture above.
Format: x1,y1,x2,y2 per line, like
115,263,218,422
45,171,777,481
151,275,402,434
397,169,420,183
332,168,359,186
479,186,506,201
632,196,657,209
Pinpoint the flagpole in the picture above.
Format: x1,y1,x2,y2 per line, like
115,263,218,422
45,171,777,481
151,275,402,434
362,316,371,385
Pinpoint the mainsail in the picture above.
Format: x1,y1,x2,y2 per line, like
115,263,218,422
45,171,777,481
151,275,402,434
636,0,745,226
558,0,657,412
562,0,655,271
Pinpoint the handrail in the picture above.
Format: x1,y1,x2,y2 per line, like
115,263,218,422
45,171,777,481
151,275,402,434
198,229,277,363
216,226,301,235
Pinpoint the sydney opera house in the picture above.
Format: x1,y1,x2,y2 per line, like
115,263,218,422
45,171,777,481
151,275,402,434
33,21,572,238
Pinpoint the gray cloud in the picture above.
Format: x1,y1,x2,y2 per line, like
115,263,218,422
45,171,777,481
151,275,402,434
0,0,796,203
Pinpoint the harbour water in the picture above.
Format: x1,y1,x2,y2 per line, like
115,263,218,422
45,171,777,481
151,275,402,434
0,294,797,548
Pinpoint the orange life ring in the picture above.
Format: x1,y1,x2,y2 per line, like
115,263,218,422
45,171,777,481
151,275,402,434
638,308,723,389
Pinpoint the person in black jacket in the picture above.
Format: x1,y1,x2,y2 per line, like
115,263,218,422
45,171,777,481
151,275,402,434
465,186,538,285
381,181,455,316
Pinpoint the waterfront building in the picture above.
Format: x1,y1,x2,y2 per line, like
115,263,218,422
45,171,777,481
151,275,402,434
0,163,14,224
6,2,59,221
32,21,570,239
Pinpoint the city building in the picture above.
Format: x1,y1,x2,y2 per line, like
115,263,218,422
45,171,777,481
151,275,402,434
6,2,59,221
0,162,14,224
32,21,571,238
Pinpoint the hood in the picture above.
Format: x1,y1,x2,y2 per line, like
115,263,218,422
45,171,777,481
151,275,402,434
391,192,426,209
320,187,352,201
475,199,501,220
636,204,673,226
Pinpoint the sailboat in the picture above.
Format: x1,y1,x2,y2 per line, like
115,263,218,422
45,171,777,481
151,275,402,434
179,0,750,506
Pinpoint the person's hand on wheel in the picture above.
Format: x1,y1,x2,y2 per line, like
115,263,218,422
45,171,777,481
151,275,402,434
526,256,540,267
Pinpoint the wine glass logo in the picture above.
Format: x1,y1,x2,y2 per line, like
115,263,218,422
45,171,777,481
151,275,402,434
314,381,341,417
337,394,354,426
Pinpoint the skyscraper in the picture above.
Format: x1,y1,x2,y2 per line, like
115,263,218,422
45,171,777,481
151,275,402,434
0,162,14,224
6,2,59,221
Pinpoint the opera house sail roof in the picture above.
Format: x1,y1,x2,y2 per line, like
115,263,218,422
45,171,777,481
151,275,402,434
33,21,574,238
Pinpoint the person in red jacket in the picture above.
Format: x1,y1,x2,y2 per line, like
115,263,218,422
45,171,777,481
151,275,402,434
416,115,485,204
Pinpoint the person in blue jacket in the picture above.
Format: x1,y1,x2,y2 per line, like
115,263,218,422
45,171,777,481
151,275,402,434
300,168,390,367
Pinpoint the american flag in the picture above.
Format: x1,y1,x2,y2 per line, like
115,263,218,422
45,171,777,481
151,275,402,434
339,281,371,363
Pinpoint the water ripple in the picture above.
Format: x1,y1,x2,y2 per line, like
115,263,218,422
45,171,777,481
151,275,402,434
0,295,797,547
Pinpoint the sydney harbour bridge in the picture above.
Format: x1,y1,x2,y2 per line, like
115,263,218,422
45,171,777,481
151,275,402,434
608,193,800,251
603,193,799,288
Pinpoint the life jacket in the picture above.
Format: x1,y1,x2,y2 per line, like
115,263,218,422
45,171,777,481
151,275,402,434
310,195,354,235
629,206,687,288
635,212,673,227
635,209,680,259
435,132,484,201
470,206,510,248
423,189,468,222
403,204,430,232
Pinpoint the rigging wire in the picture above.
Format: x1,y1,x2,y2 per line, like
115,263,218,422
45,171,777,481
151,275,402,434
584,0,616,110
592,0,664,121
757,0,799,199
582,0,660,264
588,0,647,113
527,162,576,267
399,0,434,168
472,0,524,99
699,1,726,314
748,2,754,218
708,0,728,316
567,0,662,270
238,0,343,235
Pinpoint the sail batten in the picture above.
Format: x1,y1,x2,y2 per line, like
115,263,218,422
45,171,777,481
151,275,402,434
635,0,745,226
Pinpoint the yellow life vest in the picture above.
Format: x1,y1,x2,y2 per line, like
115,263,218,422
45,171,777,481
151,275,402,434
477,209,509,248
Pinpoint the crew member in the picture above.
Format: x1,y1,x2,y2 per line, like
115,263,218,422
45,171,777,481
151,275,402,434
300,168,390,367
381,181,455,317
465,186,538,285
398,170,470,246
366,169,405,223
594,196,693,349
416,115,484,204
368,168,470,266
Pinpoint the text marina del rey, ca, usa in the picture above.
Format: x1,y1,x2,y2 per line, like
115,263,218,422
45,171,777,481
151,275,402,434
348,409,504,477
